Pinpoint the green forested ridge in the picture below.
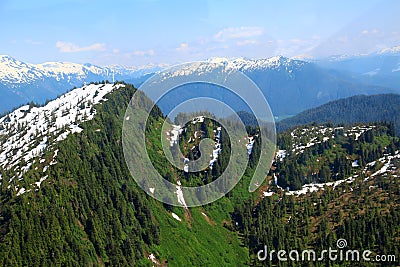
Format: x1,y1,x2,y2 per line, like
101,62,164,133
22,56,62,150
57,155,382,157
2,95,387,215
0,83,399,266
233,123,400,266
0,83,249,266
275,123,397,190
0,84,159,266
277,94,400,136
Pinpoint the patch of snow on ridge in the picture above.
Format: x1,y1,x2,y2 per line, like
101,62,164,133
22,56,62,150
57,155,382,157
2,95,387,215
168,125,183,146
16,187,30,196
276,150,286,161
175,183,188,209
263,191,274,197
171,212,182,221
246,135,258,155
209,127,222,167
35,175,48,188
285,176,356,196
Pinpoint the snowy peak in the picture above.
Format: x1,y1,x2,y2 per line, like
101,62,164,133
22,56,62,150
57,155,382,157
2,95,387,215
206,55,305,71
37,61,105,76
0,55,45,86
164,56,307,79
0,55,110,86
206,57,231,64
378,45,400,55
226,56,305,71
0,55,25,65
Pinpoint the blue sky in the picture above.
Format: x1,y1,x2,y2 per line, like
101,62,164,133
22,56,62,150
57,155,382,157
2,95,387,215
1,0,399,66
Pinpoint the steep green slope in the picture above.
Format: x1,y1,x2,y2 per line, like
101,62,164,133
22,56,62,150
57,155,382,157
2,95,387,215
0,83,250,266
0,84,158,266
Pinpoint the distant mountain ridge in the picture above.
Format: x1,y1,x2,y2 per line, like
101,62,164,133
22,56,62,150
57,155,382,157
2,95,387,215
0,55,162,86
0,55,162,113
316,46,400,90
277,93,400,135
154,56,393,117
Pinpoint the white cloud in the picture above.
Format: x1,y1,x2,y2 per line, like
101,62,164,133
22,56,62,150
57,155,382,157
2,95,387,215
56,41,106,53
176,43,189,51
361,29,380,36
214,27,263,41
133,49,155,56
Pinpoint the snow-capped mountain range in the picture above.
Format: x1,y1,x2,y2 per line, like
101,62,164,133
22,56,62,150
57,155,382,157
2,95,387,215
1,53,399,118
0,55,308,115
0,55,102,86
0,55,160,86
0,55,302,88
153,55,394,117
162,56,305,78
0,55,163,114
377,45,400,55
207,56,305,71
